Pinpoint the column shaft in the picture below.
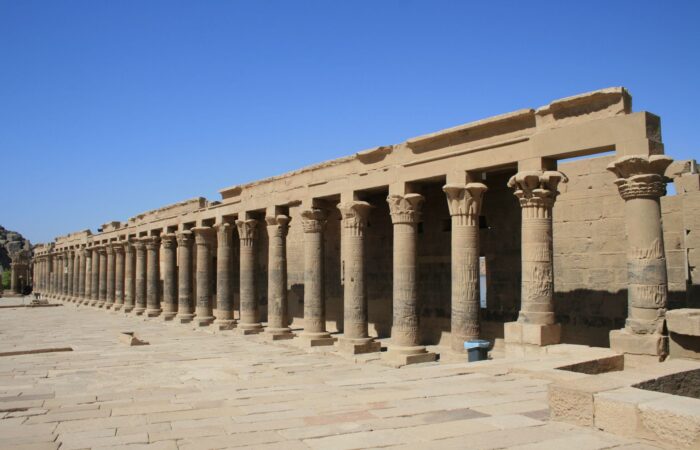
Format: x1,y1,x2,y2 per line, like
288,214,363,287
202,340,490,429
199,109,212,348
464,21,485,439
266,216,291,337
98,248,107,306
161,234,178,320
175,231,195,323
123,242,136,313
133,241,147,315
300,209,333,345
105,246,115,308
193,227,215,326
146,237,162,317
215,223,235,329
236,219,262,333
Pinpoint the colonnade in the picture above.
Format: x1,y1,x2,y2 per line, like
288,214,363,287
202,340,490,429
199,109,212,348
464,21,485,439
31,156,673,362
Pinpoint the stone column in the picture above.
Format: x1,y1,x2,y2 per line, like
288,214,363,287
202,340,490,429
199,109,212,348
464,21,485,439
72,250,80,301
105,245,115,309
214,223,235,330
66,251,75,301
265,215,293,339
48,254,54,297
192,227,215,326
443,183,488,352
63,253,70,299
123,241,136,313
608,154,673,359
337,201,380,354
133,239,147,315
90,248,100,305
10,262,19,294
384,194,436,366
113,243,125,311
77,248,86,304
97,247,108,307
175,231,195,323
299,209,335,346
504,171,567,348
161,234,178,320
85,249,93,304
236,219,263,334
145,237,162,317
56,254,63,299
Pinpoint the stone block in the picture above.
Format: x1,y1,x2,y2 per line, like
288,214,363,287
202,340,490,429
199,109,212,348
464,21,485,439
594,387,666,439
118,332,148,346
667,309,700,336
610,329,667,359
298,335,337,347
549,376,628,426
638,395,700,448
504,321,561,346
381,348,437,368
336,338,381,355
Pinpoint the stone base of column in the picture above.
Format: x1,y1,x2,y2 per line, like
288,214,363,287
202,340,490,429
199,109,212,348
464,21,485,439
90,299,99,307
162,311,177,321
123,305,134,313
113,304,123,311
609,328,668,361
105,303,113,310
382,345,437,368
175,313,194,324
504,321,561,347
236,323,264,335
97,301,106,308
298,332,337,347
146,308,162,318
337,337,381,355
214,319,236,331
264,327,295,341
133,307,146,316
195,316,215,327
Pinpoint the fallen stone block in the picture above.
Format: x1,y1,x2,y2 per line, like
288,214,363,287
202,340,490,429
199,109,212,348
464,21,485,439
119,332,149,346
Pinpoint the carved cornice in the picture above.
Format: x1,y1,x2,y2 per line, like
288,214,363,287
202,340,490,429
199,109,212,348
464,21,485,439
387,193,424,225
443,183,488,226
160,233,177,250
300,209,327,233
607,154,673,201
338,201,371,233
176,230,194,248
265,215,290,238
236,219,259,242
508,170,567,218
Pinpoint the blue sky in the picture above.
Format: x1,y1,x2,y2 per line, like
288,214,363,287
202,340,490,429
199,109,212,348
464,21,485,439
2,1,699,244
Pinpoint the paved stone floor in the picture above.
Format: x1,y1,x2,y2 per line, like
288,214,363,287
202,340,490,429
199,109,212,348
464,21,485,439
0,297,661,450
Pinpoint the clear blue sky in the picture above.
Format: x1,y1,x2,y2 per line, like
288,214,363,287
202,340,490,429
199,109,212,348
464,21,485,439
2,1,698,244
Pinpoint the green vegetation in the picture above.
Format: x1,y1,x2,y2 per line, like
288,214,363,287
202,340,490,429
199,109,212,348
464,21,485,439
1,269,10,290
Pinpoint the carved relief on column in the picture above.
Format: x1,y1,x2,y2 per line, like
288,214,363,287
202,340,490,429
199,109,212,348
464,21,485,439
145,237,162,317
160,234,178,321
337,201,380,354
123,241,136,313
105,245,115,309
265,215,292,338
192,227,215,326
175,231,195,323
443,183,487,351
507,171,567,326
299,209,334,344
214,223,235,330
133,240,147,315
236,219,263,333
608,155,673,344
113,243,125,310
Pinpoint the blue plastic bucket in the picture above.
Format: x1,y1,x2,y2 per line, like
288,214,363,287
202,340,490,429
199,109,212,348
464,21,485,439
464,339,490,362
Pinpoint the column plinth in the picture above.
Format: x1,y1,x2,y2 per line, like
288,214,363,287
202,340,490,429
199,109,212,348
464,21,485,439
337,201,380,354
161,234,178,320
133,240,147,315
145,237,162,317
299,209,335,347
383,194,436,366
265,215,293,340
175,231,195,323
192,227,215,326
113,243,125,311
608,155,673,360
214,223,236,330
504,170,567,350
123,241,136,313
443,183,487,352
105,245,116,309
236,219,263,334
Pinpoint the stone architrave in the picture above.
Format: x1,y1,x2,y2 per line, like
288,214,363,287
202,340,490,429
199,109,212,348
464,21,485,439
175,231,195,323
145,236,162,317
97,246,108,308
123,241,136,313
236,219,263,334
105,245,115,309
113,243,125,311
608,154,674,359
337,201,380,354
90,247,100,306
504,170,567,348
160,234,178,321
133,240,147,315
383,194,436,366
443,182,488,352
192,227,215,326
299,209,336,346
265,215,293,340
214,223,235,330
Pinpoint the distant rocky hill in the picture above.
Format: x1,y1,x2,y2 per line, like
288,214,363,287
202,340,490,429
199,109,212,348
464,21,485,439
0,225,32,270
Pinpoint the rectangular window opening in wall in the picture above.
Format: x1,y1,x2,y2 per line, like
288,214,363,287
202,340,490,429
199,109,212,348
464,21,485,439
480,256,487,309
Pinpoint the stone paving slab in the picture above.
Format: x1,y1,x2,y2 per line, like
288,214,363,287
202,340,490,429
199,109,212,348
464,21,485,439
0,297,663,449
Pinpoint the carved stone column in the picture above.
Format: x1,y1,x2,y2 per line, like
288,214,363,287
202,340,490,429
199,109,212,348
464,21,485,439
66,251,74,301
123,241,136,313
145,237,162,317
133,240,147,315
608,154,673,359
299,209,335,346
265,215,293,340
97,246,107,307
161,234,178,320
105,245,115,309
48,254,54,298
113,243,125,311
214,223,235,330
192,227,215,326
337,201,380,354
175,231,195,323
384,194,436,366
84,249,92,305
57,254,64,300
73,250,81,302
504,171,567,348
236,219,263,334
443,183,488,352
79,248,87,304
90,247,100,306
